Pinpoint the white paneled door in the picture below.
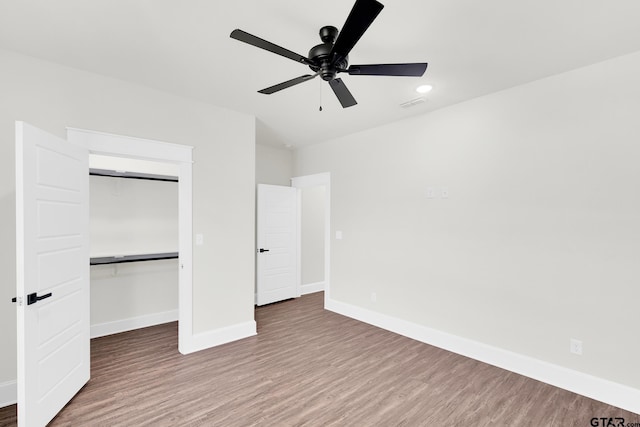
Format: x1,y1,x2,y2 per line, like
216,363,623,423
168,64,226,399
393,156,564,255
256,184,299,306
15,122,90,426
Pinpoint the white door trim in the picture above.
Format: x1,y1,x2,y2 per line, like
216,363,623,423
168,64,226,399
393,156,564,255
291,173,331,306
67,128,195,354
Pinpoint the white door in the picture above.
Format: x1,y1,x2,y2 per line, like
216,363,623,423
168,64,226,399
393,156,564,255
256,184,299,306
16,122,90,426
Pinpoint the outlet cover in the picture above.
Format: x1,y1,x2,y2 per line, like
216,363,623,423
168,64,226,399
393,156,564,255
426,188,435,199
570,338,583,355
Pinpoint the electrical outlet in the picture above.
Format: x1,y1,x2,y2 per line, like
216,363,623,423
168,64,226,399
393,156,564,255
371,292,377,303
426,188,435,199
570,338,583,355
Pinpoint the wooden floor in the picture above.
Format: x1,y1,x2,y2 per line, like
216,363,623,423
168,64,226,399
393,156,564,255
1,292,638,426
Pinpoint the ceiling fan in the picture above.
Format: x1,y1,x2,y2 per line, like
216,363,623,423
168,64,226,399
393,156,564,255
230,0,428,108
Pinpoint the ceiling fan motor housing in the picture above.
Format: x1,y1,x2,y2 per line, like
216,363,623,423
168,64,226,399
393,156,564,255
309,26,348,81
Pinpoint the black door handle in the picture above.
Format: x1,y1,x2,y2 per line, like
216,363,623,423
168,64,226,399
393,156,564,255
26,292,52,305
259,248,270,253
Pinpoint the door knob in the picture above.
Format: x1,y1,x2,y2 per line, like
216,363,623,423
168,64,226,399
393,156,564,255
26,292,52,305
259,248,270,253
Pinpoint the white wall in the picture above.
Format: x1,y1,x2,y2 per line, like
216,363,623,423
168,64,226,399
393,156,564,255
255,143,293,186
90,154,179,177
90,260,177,327
0,48,255,386
301,186,325,285
294,51,640,393
90,176,178,256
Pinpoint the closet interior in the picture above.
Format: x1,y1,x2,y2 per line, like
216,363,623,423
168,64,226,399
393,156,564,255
89,154,179,338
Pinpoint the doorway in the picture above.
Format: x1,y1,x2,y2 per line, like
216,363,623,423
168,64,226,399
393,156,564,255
291,173,331,304
15,123,195,426
254,173,331,306
67,127,195,353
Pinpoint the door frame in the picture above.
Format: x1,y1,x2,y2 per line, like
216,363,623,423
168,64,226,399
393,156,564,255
291,172,331,305
67,128,195,354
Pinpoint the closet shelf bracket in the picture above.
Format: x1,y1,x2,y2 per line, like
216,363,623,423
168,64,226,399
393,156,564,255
90,252,179,266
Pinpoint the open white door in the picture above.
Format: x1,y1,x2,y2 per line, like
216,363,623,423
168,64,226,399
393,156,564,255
256,184,299,306
16,122,90,426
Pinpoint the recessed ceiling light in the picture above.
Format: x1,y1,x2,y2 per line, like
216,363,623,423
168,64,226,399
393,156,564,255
416,84,433,94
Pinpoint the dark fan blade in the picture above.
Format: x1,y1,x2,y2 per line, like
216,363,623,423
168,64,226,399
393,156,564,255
230,29,315,66
347,63,428,77
258,74,318,94
329,78,357,108
331,0,384,61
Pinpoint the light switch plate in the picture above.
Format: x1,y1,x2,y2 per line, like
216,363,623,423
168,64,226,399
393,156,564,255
196,233,204,246
335,231,343,240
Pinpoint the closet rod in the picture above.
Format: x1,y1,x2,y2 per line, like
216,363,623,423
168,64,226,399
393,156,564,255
89,168,178,182
90,252,179,266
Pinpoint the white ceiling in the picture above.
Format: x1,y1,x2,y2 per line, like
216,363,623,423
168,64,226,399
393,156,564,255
1,0,640,148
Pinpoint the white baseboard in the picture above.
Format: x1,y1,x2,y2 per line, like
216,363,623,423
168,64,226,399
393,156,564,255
301,281,325,295
325,298,640,415
183,320,257,354
0,380,16,409
90,310,179,339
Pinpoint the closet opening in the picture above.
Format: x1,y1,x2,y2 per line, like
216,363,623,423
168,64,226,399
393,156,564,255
88,155,180,343
68,127,195,354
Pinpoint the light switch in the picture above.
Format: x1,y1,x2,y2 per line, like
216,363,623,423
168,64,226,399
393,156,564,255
335,231,343,240
196,233,204,246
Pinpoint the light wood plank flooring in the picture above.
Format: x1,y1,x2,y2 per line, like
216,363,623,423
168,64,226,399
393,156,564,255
1,292,638,426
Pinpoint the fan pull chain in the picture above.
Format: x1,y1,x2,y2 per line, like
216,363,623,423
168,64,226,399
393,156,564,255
319,78,323,112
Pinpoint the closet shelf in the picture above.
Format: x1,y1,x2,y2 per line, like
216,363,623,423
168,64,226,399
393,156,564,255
90,168,178,182
90,252,179,266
